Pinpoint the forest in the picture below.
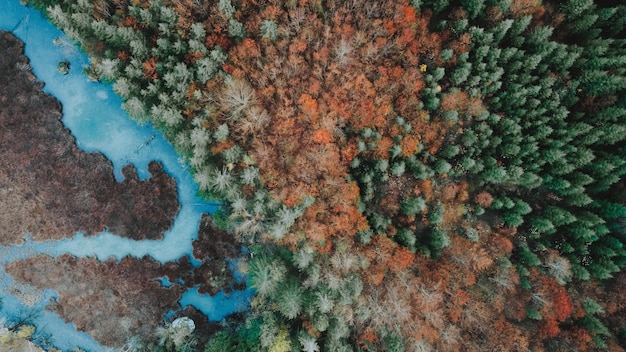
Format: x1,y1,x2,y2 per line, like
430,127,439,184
18,0,626,350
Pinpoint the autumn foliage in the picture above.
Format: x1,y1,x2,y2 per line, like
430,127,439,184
35,0,626,349
165,0,456,254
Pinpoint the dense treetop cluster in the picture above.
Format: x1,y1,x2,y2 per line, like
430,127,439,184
23,0,626,350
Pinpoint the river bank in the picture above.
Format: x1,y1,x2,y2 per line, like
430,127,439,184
0,18,249,351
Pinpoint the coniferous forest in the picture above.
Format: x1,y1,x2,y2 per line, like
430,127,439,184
17,0,626,350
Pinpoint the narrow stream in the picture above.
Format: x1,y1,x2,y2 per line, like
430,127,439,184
0,1,252,350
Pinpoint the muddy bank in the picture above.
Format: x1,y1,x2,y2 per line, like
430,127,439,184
0,30,179,243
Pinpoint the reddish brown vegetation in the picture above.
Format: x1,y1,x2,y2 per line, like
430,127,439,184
355,229,534,351
5,213,241,347
0,32,179,244
474,191,495,208
142,57,159,79
439,89,484,116
509,0,544,18
7,254,185,346
162,0,458,252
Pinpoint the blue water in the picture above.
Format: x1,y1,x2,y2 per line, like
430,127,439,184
180,287,255,320
0,1,251,350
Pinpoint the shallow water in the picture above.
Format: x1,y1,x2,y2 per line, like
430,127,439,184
0,1,251,350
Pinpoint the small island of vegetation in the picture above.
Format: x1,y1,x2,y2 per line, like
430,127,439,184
6,0,626,350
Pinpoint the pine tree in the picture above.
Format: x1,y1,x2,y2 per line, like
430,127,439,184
248,256,287,298
260,20,279,41
401,197,426,216
277,280,304,319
